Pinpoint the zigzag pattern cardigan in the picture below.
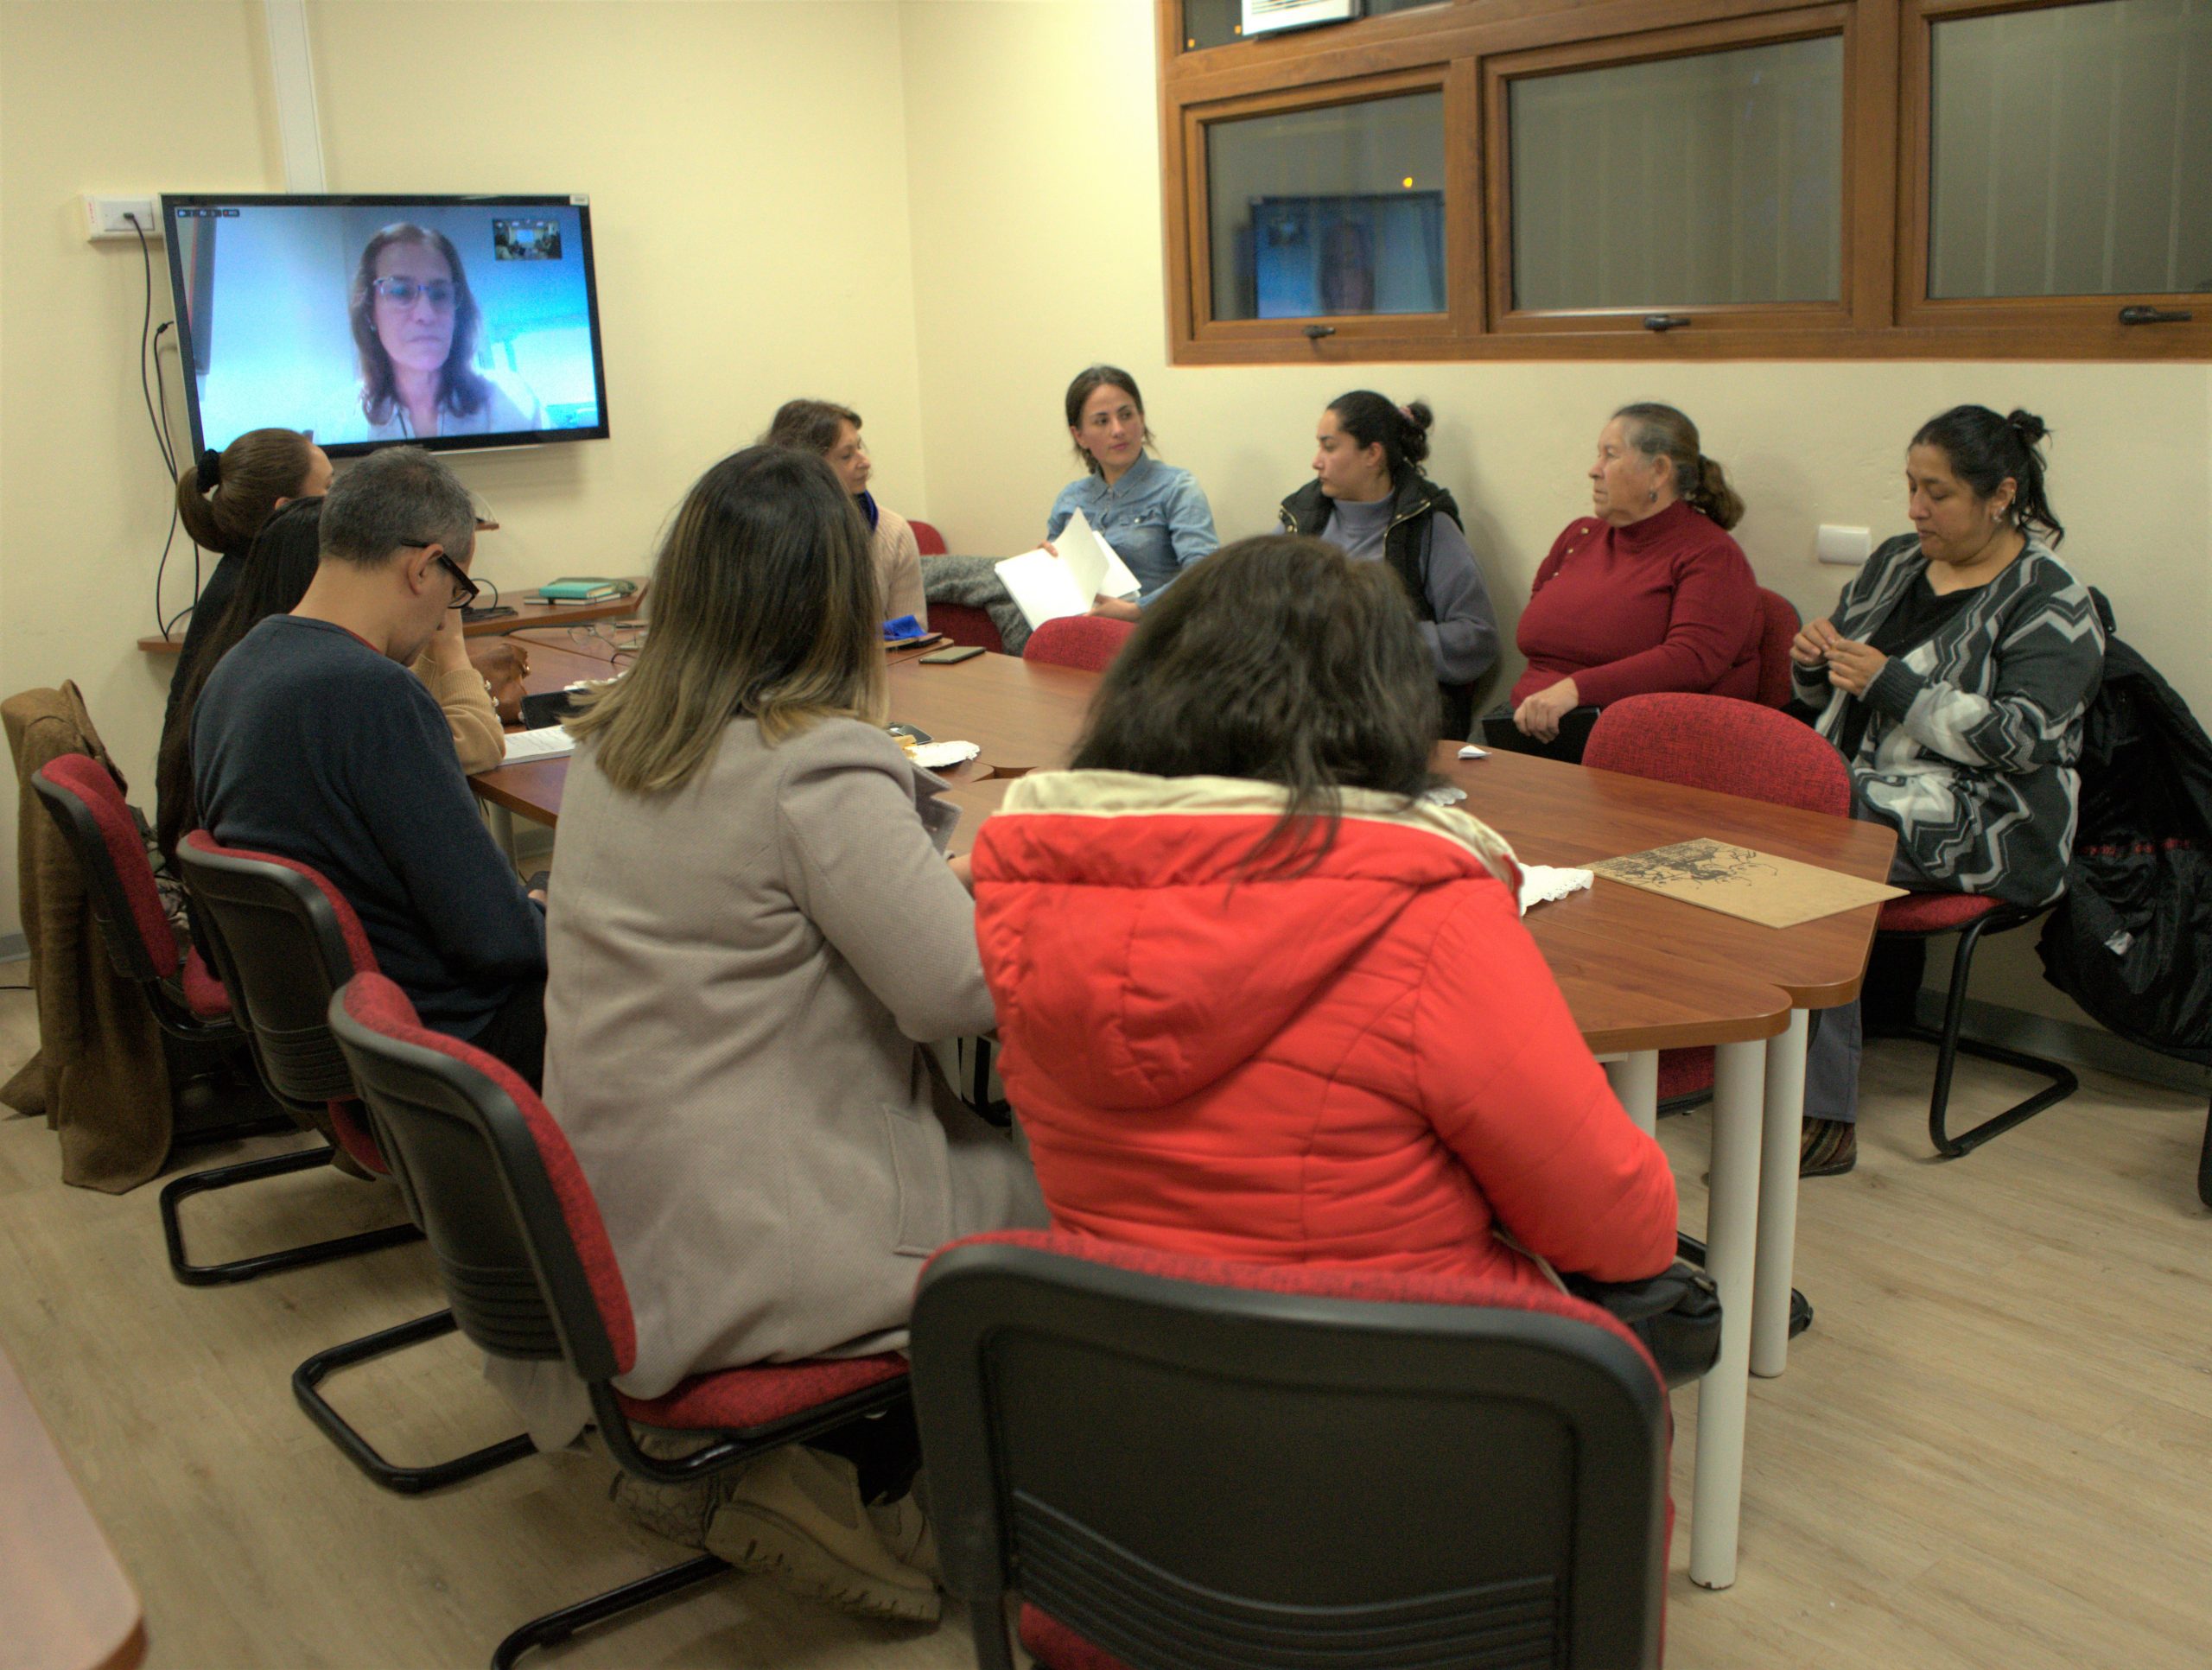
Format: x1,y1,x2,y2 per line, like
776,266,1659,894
1796,533,2104,906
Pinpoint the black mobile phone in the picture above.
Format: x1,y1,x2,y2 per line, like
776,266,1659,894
918,645,985,664
519,690,582,728
461,604,518,624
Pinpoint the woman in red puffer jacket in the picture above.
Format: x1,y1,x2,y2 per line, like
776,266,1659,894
970,535,1676,1293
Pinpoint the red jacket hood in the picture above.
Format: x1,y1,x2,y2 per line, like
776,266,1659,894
971,772,1521,1112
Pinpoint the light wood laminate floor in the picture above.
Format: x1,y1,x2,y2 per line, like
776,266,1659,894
2,984,2206,1669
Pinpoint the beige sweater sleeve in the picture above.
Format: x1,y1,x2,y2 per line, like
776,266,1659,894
410,649,507,775
874,510,927,628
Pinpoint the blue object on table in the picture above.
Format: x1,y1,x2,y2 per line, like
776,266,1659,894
882,615,925,645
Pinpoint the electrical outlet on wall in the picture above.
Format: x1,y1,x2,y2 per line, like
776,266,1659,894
1816,524,1872,565
84,195,161,242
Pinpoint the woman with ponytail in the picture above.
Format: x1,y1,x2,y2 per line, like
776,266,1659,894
1279,391,1499,740
1499,403,1760,761
164,429,332,734
1788,406,2103,1176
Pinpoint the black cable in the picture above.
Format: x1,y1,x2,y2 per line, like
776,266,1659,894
131,211,190,637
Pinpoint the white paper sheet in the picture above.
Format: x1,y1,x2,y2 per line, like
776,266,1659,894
1517,863,1592,916
500,724,576,765
993,509,1141,628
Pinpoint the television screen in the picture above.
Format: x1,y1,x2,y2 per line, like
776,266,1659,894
163,193,609,459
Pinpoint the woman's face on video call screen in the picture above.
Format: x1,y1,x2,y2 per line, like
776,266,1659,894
372,240,457,374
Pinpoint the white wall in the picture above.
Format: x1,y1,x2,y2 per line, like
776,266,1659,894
897,0,2212,1023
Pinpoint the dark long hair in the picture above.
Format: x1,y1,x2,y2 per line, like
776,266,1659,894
1326,391,1433,487
1910,405,2063,546
565,447,886,791
1064,364,1155,473
155,498,327,861
1071,535,1438,874
175,428,316,555
1612,402,1745,530
348,224,492,426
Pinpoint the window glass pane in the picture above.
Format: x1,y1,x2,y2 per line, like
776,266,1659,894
1929,0,2212,299
1206,92,1447,321
1509,37,1843,312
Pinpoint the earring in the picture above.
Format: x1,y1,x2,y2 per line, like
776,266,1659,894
1648,489,1658,504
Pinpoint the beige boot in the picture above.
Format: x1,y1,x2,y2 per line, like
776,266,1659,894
705,1445,941,1622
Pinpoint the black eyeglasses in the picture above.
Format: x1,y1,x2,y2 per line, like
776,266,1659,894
404,539,480,609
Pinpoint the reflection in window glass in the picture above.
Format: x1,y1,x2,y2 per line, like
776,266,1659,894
1207,92,1447,321
1182,0,1440,51
1930,0,2211,299
1510,37,1842,312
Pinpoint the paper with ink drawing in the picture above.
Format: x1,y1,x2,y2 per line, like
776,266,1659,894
993,509,1141,628
1587,838,1903,929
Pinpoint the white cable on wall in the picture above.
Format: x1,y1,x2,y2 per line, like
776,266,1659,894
263,0,327,193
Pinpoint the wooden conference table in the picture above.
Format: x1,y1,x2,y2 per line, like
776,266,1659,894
136,580,646,657
470,645,1892,1591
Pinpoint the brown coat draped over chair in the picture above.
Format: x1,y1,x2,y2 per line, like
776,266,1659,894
2,683,173,1191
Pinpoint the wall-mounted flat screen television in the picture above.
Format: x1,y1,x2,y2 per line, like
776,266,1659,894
163,193,609,459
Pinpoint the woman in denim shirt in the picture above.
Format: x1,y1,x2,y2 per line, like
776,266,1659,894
1046,365,1220,619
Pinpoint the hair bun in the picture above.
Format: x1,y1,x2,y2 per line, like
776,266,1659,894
195,448,222,489
1402,399,1434,435
2005,409,2049,445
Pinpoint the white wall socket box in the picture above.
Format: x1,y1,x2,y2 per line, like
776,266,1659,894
1816,524,1872,565
84,195,161,241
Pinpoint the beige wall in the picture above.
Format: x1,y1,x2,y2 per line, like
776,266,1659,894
0,0,925,938
898,0,2212,1024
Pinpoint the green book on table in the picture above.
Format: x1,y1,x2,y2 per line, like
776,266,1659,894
537,577,633,602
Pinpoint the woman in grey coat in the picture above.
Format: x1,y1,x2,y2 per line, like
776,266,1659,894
535,446,1043,1621
1790,407,2103,1175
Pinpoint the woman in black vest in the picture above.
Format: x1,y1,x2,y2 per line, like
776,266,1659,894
1279,392,1499,739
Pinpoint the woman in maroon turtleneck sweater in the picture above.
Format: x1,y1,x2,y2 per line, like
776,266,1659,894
1507,403,1761,757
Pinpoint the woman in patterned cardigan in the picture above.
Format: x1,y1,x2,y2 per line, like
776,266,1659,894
1789,406,2104,1174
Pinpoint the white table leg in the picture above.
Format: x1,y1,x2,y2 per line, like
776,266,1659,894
1691,1037,1764,1591
1602,1052,1659,1136
487,803,518,868
1751,1009,1810,1379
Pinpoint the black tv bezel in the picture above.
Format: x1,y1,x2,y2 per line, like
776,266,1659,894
161,191,612,461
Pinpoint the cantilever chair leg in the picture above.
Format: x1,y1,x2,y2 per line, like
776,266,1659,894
160,1144,423,1286
1877,913,2078,1159
293,1310,536,1495
490,1555,732,1670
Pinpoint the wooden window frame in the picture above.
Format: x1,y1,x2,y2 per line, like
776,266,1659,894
1155,0,2211,361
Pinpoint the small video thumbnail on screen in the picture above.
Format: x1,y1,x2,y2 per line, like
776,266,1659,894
493,218,563,261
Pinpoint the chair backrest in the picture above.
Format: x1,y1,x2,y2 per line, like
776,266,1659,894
1585,691,1850,816
931,602,1006,655
910,518,948,556
912,1232,1668,1670
1753,588,1802,709
328,972,633,1381
30,754,177,989
1023,615,1135,673
176,832,377,1111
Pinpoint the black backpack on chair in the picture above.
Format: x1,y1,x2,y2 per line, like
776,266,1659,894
2034,591,2212,1204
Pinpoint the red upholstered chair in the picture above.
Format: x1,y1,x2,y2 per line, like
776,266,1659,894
1023,615,1135,673
327,972,912,1668
910,518,948,556
1871,891,2075,1157
179,834,531,1494
931,604,1006,654
1752,588,1802,709
1585,694,1852,1118
911,1231,1670,1670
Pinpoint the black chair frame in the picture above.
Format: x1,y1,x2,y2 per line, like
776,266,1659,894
911,1238,1669,1670
1869,905,2079,1159
167,836,423,1286
180,837,526,1497
324,982,909,1669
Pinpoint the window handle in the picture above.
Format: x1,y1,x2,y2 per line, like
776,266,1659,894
1303,323,1337,339
2118,305,2192,326
1643,314,1690,333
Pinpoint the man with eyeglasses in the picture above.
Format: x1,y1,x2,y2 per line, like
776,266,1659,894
193,446,549,1084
